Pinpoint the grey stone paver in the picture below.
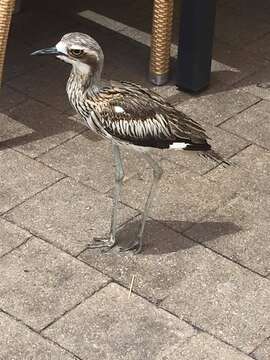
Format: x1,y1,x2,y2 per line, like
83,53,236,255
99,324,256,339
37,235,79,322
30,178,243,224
215,5,270,46
0,218,31,257
43,282,196,360
0,113,32,145
252,338,270,360
222,0,270,24
0,312,77,360
212,41,269,86
0,149,63,214
164,124,248,174
4,177,137,255
221,100,270,150
160,332,253,360
247,32,270,60
185,191,270,276
3,38,43,82
236,65,270,101
0,237,109,331
1,1,270,357
39,132,149,193
80,221,240,302
160,246,270,353
0,85,27,111
175,88,259,126
151,83,191,104
117,161,236,233
205,145,270,195
4,99,85,157
7,63,72,113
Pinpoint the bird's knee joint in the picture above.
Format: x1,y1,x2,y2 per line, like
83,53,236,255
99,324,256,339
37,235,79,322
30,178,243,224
154,167,163,180
116,170,124,183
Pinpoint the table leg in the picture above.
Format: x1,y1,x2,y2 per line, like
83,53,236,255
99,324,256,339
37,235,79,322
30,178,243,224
0,0,16,86
149,0,174,86
176,0,217,92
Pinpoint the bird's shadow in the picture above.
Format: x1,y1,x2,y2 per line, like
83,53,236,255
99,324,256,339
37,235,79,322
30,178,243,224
115,219,241,255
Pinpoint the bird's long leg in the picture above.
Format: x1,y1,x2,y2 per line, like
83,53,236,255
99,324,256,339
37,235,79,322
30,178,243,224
121,153,163,254
89,143,124,250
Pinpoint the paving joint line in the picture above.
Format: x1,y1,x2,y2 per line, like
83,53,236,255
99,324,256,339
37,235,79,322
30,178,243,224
24,233,116,279
249,335,270,356
7,146,121,202
0,235,32,260
33,127,88,160
216,124,270,151
11,148,105,195
1,176,66,217
2,196,139,262
0,86,29,112
158,306,255,358
5,226,85,259
202,143,252,176
6,83,73,115
216,98,263,127
183,232,269,280
39,279,112,333
9,147,70,177
0,309,82,360
160,188,239,236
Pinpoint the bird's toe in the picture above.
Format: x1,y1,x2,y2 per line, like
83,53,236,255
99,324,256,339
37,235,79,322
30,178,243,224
88,236,116,249
119,240,143,254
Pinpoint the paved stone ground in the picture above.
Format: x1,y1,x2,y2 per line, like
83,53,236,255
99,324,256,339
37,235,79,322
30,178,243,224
0,0,270,359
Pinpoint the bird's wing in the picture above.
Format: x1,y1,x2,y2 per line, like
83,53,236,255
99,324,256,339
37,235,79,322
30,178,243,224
90,81,209,147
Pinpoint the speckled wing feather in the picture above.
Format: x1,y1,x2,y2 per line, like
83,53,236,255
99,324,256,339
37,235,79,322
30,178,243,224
90,81,210,149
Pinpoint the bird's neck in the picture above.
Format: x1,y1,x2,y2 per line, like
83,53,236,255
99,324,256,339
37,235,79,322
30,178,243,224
69,64,102,96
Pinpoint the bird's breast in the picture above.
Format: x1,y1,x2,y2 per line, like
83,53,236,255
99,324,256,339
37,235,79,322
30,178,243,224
66,78,110,138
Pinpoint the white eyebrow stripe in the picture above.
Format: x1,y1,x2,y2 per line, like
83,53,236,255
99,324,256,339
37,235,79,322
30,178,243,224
69,44,86,50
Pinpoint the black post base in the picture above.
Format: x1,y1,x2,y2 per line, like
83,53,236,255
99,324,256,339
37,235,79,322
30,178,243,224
176,0,217,92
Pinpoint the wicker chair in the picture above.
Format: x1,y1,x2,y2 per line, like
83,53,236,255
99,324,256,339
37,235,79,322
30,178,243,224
150,0,173,85
0,0,15,85
0,0,174,87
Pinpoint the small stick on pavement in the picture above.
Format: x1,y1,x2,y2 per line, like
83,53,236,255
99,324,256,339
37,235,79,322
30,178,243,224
128,275,135,299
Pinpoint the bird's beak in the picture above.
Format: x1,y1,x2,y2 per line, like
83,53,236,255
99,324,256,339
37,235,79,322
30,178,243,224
31,46,63,56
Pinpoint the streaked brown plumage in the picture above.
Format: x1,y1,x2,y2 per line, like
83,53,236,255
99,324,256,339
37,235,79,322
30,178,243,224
32,32,227,254
74,80,209,148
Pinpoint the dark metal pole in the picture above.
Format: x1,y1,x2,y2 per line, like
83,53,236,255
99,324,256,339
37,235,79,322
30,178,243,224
13,0,22,13
176,0,217,92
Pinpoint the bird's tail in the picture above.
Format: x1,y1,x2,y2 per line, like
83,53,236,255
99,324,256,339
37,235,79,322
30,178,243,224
200,149,231,166
184,142,231,166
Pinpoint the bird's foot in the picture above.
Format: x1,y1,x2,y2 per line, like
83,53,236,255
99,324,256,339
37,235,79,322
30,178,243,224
119,237,143,255
88,236,117,252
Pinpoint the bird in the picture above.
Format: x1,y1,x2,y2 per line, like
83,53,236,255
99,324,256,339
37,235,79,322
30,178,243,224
32,32,228,254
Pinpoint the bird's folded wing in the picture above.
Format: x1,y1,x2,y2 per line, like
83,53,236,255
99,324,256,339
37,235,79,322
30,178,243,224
90,81,209,147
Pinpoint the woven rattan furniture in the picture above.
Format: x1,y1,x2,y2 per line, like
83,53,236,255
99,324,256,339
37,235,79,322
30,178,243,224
0,0,15,85
149,0,174,85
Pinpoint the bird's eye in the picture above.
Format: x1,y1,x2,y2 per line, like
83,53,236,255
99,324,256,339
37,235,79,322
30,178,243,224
68,49,84,57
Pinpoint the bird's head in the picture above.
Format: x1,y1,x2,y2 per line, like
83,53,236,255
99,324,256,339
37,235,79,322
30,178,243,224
31,32,104,77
